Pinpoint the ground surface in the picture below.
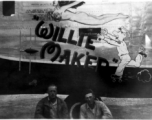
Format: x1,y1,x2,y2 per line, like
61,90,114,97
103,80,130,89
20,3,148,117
0,94,152,119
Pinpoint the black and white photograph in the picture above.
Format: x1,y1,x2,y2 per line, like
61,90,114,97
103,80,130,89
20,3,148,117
0,0,152,119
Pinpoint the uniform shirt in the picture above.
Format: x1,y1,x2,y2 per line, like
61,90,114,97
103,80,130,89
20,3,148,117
80,100,113,119
117,41,129,56
48,98,58,118
34,96,69,118
86,103,96,115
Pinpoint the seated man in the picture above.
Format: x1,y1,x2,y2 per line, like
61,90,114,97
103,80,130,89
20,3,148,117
34,84,69,119
80,89,112,119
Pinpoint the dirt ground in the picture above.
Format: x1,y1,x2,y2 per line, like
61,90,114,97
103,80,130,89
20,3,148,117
0,94,152,119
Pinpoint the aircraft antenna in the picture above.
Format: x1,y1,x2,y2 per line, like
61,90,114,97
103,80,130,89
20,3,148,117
19,29,21,71
29,28,32,74
24,28,38,74
34,31,37,60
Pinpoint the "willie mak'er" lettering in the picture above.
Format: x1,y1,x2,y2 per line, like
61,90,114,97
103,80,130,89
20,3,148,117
35,21,109,71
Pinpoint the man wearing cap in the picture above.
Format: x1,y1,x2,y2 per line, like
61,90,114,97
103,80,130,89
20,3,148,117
80,89,113,119
34,84,69,118
97,27,147,82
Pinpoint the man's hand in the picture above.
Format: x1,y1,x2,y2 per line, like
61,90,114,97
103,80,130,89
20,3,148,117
97,28,108,41
117,41,121,44
101,28,108,36
97,34,105,41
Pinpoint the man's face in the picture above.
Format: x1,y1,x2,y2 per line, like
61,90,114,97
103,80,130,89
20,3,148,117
48,86,57,99
113,30,126,41
53,1,58,6
85,93,95,105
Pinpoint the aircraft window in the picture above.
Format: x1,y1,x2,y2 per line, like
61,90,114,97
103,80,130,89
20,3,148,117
2,1,15,16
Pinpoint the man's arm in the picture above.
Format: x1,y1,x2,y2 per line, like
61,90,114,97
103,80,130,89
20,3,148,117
80,105,87,119
106,33,118,40
104,37,121,46
99,101,113,119
34,100,45,118
61,100,69,118
100,28,120,42
97,34,121,46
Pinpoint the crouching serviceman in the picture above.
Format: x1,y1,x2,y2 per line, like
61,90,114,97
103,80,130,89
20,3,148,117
34,84,69,119
80,89,113,119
